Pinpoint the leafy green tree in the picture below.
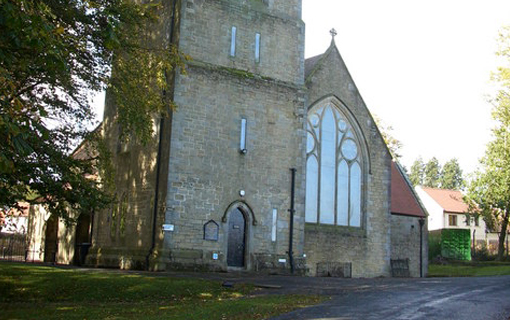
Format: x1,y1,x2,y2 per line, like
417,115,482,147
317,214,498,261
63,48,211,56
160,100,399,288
0,0,186,219
409,157,425,186
440,158,464,190
374,115,403,160
423,157,441,188
467,26,510,261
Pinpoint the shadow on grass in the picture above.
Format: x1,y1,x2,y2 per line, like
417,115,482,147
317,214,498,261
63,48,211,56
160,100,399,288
0,262,326,319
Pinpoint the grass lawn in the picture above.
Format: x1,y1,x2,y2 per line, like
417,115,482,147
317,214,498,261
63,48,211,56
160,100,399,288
428,261,510,277
0,262,326,319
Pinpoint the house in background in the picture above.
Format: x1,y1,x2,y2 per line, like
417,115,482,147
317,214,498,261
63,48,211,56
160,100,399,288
415,186,503,254
25,141,95,265
0,203,29,262
415,187,483,233
0,203,29,234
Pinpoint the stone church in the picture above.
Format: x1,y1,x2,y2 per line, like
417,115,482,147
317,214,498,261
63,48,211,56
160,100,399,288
28,0,428,277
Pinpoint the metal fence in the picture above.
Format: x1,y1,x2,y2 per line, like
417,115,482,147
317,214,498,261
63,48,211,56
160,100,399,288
0,232,29,262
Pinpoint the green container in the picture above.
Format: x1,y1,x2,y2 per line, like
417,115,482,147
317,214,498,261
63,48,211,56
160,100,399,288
441,229,471,261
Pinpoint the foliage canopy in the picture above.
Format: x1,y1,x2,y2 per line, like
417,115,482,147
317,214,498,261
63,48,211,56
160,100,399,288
374,115,403,160
467,25,510,260
423,157,441,188
440,158,464,190
409,157,425,187
0,0,186,219
409,156,464,190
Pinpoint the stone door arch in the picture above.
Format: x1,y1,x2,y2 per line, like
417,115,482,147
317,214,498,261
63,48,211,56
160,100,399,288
223,201,255,269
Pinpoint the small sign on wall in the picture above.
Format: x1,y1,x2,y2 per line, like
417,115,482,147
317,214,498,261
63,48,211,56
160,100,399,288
162,224,174,232
204,220,219,241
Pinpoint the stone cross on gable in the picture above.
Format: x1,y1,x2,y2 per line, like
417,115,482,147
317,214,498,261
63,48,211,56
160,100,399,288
330,28,337,39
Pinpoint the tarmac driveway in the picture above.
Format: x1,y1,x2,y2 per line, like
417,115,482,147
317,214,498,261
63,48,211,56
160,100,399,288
173,271,510,319
262,275,510,320
69,266,510,320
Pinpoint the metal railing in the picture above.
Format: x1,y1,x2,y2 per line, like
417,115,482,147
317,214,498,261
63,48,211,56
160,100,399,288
0,232,28,262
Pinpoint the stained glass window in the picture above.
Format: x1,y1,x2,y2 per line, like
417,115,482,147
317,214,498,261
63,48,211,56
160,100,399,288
305,101,363,227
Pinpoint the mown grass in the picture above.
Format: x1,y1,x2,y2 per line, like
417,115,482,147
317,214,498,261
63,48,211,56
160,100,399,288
0,262,326,319
428,261,510,277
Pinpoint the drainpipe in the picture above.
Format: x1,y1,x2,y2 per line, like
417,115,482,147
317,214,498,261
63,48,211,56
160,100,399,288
146,0,178,271
419,218,425,278
288,168,296,274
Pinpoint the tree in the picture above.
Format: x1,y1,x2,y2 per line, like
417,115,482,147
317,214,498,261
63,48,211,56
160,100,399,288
374,115,403,160
423,157,441,188
440,158,464,190
467,26,510,261
0,0,186,219
409,157,425,186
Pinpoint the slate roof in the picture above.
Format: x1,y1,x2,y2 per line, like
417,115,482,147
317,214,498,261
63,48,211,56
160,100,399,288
305,53,324,79
421,187,469,214
391,162,426,218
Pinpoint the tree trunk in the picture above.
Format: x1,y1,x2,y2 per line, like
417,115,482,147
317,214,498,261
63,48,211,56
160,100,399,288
497,210,510,261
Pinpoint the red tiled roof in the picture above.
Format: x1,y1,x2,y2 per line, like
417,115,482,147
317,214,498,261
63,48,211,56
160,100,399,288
421,187,469,214
0,202,30,217
391,162,426,217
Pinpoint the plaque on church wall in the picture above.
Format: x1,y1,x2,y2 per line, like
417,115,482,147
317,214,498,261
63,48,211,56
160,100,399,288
204,220,219,241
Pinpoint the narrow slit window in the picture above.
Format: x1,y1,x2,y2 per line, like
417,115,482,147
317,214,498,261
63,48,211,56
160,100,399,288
230,26,237,57
240,118,247,153
271,209,277,242
255,33,261,62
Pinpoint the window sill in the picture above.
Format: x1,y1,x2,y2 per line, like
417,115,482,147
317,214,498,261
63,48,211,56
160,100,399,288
305,223,366,238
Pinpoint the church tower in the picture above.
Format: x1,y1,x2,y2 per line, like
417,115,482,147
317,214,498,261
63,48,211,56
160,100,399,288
83,0,426,278
157,0,307,272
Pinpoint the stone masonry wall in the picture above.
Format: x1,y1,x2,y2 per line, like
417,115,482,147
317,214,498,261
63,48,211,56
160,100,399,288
303,45,392,277
156,0,306,273
390,214,428,277
163,64,306,272
179,0,305,85
87,0,178,270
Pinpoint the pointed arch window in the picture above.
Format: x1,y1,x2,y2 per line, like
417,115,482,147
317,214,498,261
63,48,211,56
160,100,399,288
305,101,363,227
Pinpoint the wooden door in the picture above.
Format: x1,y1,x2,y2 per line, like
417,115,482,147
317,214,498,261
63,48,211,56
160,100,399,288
44,215,58,263
227,208,246,267
73,214,92,265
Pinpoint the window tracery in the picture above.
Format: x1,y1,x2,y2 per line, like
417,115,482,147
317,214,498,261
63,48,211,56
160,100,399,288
305,100,363,227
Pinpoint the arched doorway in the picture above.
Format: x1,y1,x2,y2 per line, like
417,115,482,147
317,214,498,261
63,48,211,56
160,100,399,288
73,214,92,266
227,208,246,267
44,215,58,263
